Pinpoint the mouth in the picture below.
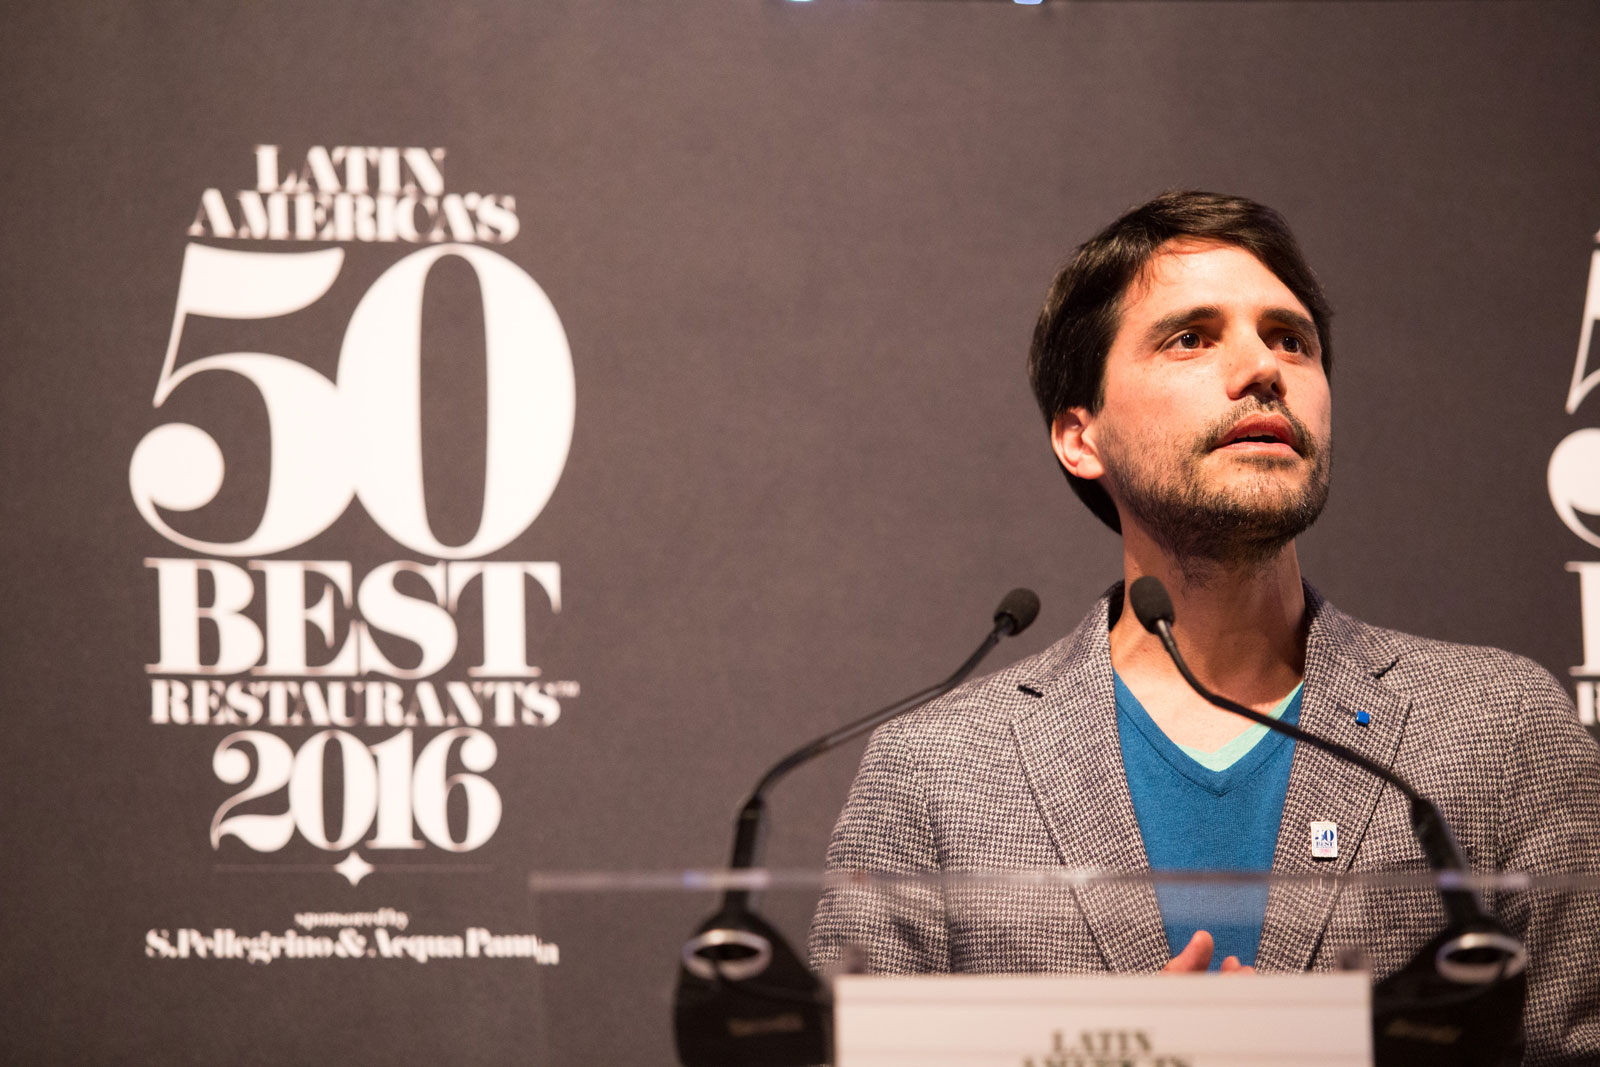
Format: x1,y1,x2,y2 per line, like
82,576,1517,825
1212,413,1302,457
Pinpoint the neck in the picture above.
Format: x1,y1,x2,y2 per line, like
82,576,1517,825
1110,525,1309,705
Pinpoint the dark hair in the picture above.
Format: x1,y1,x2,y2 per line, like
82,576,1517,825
1026,191,1333,532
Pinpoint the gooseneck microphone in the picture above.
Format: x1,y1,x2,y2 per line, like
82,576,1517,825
727,588,1041,880
1128,579,1474,887
673,589,1040,1067
1128,576,1527,1067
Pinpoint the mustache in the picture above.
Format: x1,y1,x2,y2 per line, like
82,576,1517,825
1198,397,1317,456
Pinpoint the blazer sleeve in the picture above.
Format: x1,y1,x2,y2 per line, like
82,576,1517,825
1493,659,1600,1066
807,722,950,975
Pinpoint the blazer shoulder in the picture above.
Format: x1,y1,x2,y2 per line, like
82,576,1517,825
1310,590,1577,720
877,592,1114,749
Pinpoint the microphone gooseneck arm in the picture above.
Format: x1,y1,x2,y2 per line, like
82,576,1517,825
1127,577,1484,929
726,589,1040,882
674,590,1041,1067
1128,577,1529,1064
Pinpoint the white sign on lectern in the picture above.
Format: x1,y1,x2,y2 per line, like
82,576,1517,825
833,972,1371,1067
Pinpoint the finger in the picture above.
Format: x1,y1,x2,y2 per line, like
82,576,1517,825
1219,955,1255,974
1161,930,1214,973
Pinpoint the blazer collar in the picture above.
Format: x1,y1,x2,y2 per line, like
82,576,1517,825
1009,584,1170,972
1258,584,1413,971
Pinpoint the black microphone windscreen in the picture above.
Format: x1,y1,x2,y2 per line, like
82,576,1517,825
1128,576,1175,633
994,588,1041,635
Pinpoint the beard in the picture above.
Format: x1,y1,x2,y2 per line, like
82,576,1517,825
1098,398,1331,573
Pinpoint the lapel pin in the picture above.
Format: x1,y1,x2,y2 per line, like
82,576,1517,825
1310,821,1339,859
1354,710,1371,726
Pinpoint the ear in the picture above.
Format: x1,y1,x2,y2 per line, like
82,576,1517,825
1051,407,1106,481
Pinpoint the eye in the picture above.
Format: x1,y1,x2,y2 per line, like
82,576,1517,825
1280,334,1304,354
1171,331,1202,350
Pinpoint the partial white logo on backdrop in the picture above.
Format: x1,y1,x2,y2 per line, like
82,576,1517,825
1550,229,1600,728
131,146,577,879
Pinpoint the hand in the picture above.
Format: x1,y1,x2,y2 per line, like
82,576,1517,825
1159,930,1255,974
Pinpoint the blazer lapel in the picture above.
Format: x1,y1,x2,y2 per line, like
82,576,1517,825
1010,587,1171,973
1256,586,1412,972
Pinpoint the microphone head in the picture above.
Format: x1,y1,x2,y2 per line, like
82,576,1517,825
1128,576,1175,634
994,588,1041,636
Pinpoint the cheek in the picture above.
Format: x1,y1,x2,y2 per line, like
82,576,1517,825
1309,392,1333,439
1290,372,1332,432
1102,368,1203,424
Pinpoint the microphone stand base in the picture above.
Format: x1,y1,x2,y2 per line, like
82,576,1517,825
673,903,830,1067
1372,925,1526,1067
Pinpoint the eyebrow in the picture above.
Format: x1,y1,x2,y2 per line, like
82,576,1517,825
1141,304,1320,352
1142,305,1221,348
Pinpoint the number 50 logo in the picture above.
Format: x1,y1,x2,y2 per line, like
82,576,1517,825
129,242,575,557
133,242,574,856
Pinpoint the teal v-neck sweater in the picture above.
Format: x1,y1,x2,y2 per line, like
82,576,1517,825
1113,673,1303,969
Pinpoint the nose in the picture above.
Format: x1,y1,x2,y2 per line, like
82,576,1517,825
1224,334,1285,401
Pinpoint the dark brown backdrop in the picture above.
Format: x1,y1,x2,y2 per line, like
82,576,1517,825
3,2,1598,1062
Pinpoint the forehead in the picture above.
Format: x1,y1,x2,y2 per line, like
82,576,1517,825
1117,238,1309,328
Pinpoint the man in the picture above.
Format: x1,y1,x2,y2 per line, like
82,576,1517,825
809,191,1600,1062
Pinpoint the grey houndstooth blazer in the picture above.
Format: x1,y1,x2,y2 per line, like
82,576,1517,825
809,583,1600,1065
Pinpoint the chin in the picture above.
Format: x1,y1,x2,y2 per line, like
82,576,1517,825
1211,468,1312,501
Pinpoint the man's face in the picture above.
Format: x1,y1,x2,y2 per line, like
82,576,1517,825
1054,238,1332,565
